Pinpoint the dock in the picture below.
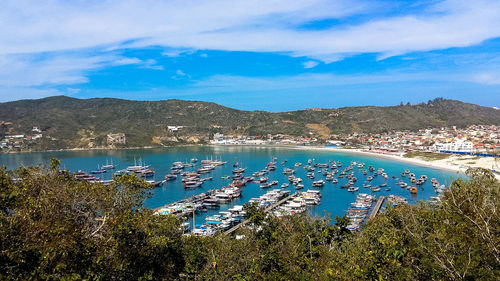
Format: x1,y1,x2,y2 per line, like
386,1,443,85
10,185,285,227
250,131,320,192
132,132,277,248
369,196,385,219
153,190,215,216
223,192,298,235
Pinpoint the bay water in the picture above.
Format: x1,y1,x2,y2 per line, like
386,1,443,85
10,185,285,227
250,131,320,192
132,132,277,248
0,146,462,225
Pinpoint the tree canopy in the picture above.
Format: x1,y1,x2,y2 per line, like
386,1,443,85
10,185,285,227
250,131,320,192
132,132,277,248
0,162,498,280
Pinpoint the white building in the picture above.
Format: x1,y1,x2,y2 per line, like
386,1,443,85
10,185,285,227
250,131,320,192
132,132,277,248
432,141,475,153
167,126,184,132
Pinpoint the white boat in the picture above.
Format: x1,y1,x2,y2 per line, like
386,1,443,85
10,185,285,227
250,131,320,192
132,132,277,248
347,186,359,192
312,180,324,187
184,181,202,188
260,182,272,188
295,184,304,190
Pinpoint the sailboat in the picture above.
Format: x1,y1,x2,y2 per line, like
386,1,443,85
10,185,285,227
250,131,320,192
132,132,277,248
101,158,115,170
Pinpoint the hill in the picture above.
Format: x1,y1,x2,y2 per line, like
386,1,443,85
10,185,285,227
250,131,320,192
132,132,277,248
0,96,499,150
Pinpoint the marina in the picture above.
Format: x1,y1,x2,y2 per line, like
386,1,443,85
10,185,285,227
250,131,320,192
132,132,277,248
0,145,462,231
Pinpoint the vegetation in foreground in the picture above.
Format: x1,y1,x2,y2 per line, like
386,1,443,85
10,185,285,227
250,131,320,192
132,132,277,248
0,160,498,280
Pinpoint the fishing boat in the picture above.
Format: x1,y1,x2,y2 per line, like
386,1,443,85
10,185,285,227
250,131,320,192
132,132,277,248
232,168,246,174
140,169,155,178
347,186,359,192
197,167,212,174
232,173,244,180
312,180,324,187
410,186,418,194
184,181,202,188
91,168,106,174
147,180,164,187
258,177,268,183
164,174,177,181
281,183,289,188
260,182,272,188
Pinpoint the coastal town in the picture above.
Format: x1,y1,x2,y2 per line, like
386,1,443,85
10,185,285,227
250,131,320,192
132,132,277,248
210,124,500,155
2,124,499,155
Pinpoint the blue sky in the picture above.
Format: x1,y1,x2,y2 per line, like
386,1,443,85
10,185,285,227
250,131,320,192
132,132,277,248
0,0,499,111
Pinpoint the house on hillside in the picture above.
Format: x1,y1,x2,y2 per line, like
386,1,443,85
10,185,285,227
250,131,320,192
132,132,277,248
107,133,126,145
167,126,184,132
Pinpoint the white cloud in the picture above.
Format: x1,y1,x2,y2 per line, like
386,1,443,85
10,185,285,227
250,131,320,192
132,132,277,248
139,59,164,70
0,53,112,87
470,72,500,85
187,70,499,94
162,49,194,57
1,0,498,61
171,69,190,80
114,57,163,69
114,57,142,65
303,61,319,68
1,0,500,100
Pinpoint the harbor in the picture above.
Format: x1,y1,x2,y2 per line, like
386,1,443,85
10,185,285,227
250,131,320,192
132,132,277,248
0,146,460,231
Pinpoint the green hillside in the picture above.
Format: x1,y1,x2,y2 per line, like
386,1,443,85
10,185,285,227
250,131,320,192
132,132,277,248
1,96,499,150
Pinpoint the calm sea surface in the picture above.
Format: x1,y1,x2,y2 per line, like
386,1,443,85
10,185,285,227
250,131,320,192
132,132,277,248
0,146,463,225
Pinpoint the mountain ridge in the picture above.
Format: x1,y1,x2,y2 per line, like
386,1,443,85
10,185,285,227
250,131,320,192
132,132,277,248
1,96,499,150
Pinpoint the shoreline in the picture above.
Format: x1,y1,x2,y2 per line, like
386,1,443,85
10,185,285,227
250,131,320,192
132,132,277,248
1,144,202,154
275,145,500,180
2,144,498,180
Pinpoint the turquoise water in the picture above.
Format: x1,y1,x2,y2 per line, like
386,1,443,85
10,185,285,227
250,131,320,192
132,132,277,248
0,146,462,225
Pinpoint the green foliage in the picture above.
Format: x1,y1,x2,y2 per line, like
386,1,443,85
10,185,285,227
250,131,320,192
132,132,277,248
331,168,499,280
0,164,184,280
0,164,498,280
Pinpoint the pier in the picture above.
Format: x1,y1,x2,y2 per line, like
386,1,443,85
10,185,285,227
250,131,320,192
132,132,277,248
223,192,299,235
369,196,385,219
153,190,215,216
